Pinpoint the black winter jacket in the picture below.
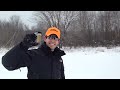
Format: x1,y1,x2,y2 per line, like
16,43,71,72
2,42,66,79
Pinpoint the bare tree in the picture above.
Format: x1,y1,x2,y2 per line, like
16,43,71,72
33,11,78,47
32,11,120,47
0,15,29,48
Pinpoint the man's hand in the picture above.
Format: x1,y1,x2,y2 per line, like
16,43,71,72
20,33,39,49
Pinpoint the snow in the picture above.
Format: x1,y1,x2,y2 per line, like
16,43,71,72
0,46,120,79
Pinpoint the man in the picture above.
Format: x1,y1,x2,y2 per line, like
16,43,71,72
2,27,66,79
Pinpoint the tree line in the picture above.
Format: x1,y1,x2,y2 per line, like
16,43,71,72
1,11,120,48
0,15,36,48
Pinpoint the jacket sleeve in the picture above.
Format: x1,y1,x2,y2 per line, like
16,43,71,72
2,43,32,71
61,58,65,79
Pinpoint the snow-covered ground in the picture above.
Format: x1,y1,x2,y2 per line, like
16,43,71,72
0,46,120,79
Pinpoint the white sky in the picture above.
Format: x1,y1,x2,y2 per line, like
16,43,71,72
0,46,120,79
0,11,36,29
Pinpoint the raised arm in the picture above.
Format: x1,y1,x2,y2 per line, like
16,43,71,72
2,33,38,71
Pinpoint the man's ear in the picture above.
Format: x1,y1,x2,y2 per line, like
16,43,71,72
58,39,60,43
43,36,47,41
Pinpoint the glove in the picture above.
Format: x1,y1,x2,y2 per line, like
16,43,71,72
20,33,39,50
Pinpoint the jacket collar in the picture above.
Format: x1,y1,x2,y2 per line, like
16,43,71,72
39,42,66,57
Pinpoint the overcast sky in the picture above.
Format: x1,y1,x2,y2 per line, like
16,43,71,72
0,11,36,29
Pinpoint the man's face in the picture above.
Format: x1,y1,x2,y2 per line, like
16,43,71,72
44,34,60,50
